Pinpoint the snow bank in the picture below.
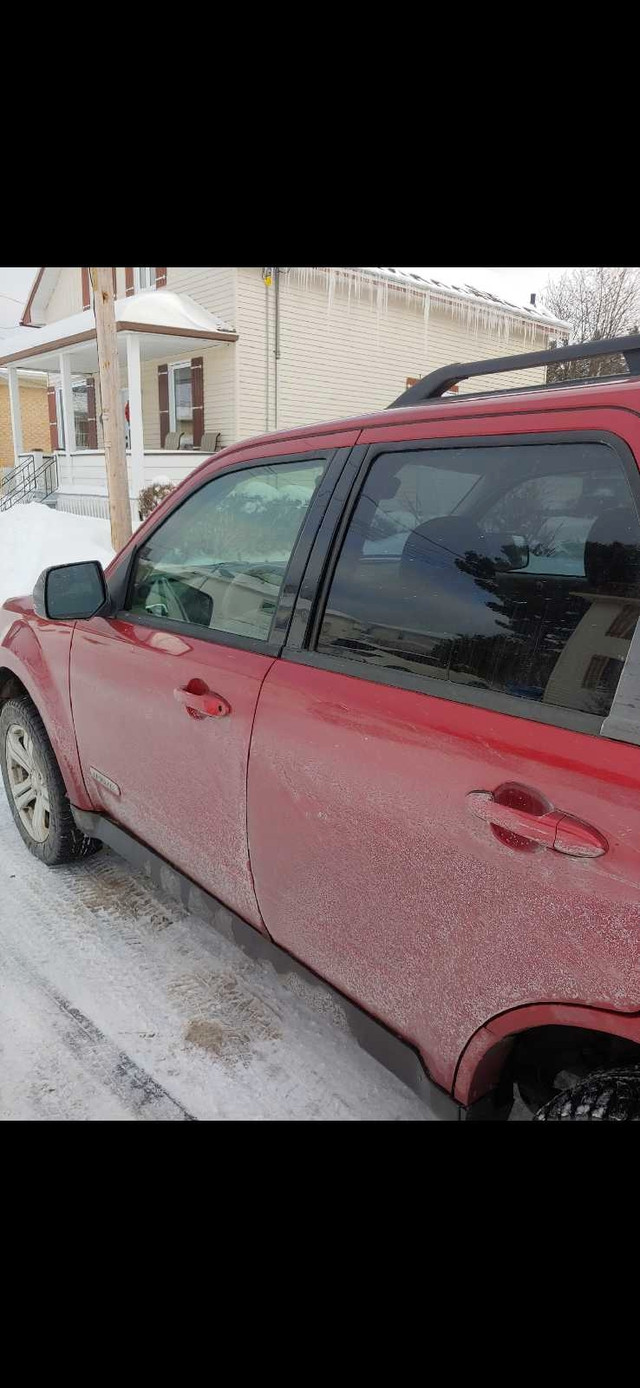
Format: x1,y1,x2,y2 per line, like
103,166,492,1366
0,503,114,607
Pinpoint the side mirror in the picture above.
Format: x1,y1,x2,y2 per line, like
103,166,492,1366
33,560,111,621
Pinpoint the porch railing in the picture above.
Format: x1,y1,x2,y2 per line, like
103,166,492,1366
0,454,59,512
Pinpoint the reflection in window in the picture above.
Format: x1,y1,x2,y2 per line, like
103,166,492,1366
316,442,640,719
128,461,325,642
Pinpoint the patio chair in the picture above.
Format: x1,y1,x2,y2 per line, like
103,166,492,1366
198,431,222,453
163,431,184,450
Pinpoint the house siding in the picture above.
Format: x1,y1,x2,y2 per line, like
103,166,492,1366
235,268,557,443
44,267,84,323
0,377,51,471
140,344,236,456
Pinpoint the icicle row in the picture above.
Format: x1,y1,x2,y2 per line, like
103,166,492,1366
289,267,558,348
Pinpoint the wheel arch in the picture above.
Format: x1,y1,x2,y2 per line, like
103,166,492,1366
0,656,92,809
455,1002,640,1106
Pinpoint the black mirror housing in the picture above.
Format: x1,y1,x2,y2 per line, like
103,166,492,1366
33,561,111,621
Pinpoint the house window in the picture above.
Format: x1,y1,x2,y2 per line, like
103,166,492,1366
169,361,193,447
55,387,65,451
72,382,90,449
135,267,156,292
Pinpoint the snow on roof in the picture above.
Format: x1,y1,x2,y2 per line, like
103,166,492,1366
0,290,237,369
356,267,569,329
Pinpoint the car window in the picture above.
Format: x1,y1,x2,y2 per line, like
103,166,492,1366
128,459,326,641
315,441,640,719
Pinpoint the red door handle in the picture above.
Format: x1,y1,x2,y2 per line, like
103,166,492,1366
466,791,607,858
173,685,231,719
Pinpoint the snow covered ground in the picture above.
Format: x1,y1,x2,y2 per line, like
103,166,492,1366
0,504,114,607
0,796,429,1120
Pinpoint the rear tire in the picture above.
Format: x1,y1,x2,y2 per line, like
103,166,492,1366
0,696,101,866
534,1065,640,1121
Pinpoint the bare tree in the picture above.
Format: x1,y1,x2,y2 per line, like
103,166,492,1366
542,267,640,382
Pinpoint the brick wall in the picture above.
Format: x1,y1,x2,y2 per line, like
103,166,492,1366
0,378,52,472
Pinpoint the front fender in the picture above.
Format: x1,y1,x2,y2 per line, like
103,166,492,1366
0,598,92,808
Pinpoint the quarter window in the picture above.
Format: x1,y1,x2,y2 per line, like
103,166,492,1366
128,460,326,642
316,441,640,719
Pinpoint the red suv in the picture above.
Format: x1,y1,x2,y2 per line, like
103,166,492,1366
3,334,640,1121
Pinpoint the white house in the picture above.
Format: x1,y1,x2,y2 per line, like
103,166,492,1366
0,266,568,519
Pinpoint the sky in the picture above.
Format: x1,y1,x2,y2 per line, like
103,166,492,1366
0,266,569,330
402,267,568,309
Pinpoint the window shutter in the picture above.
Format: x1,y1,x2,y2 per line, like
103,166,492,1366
125,267,135,296
112,268,118,296
158,364,170,446
81,268,91,310
86,377,98,449
47,386,59,450
155,268,167,287
192,357,204,446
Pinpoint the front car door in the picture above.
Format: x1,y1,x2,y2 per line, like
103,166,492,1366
247,403,640,1094
70,442,355,929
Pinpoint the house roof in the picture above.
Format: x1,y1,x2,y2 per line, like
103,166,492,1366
355,267,569,330
0,291,238,373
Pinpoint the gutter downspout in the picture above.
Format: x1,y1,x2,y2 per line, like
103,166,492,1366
265,276,270,432
274,266,281,431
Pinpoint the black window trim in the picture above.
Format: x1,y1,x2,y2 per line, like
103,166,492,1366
106,447,354,655
283,427,640,738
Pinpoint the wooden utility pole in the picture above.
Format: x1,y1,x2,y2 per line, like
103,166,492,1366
90,267,132,551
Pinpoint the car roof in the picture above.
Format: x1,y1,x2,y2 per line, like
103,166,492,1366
206,375,640,469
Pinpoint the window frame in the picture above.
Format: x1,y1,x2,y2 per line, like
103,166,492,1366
110,448,351,656
168,359,193,438
282,428,640,739
135,267,156,292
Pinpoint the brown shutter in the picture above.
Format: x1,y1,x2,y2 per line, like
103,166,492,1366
125,267,135,296
47,386,59,450
81,268,91,310
155,268,167,287
191,357,204,446
158,364,170,446
86,377,98,449
112,267,118,296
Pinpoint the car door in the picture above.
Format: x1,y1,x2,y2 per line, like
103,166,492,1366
247,406,640,1092
70,442,355,930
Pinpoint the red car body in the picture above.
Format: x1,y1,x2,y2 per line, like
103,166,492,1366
4,369,640,1118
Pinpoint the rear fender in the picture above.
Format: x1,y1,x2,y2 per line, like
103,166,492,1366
455,1002,640,1105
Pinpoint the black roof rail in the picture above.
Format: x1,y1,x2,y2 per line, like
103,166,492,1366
389,333,640,409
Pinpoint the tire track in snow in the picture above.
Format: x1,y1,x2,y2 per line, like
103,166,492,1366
0,800,427,1121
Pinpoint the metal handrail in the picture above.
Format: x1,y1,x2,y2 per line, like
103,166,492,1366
0,453,59,511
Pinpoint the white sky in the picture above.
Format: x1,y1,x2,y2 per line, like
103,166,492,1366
0,266,569,329
402,268,569,309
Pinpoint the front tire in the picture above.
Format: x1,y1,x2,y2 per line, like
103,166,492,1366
0,696,101,866
534,1065,640,1121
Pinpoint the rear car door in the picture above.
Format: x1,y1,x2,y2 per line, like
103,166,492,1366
247,406,640,1092
70,443,356,929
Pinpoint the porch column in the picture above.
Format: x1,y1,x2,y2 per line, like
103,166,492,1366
7,367,23,465
59,352,76,473
125,332,144,500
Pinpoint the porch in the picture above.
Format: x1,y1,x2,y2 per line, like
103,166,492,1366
0,290,238,517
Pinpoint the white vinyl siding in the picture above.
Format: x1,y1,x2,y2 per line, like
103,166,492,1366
235,268,554,442
43,267,85,323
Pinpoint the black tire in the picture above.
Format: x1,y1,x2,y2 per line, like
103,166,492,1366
0,696,101,866
534,1064,640,1121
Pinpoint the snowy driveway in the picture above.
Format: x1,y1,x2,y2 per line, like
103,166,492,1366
0,796,428,1121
